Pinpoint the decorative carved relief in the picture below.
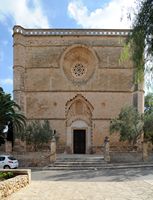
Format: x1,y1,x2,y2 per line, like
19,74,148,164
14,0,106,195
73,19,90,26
60,45,98,84
71,63,87,78
66,94,93,126
75,100,83,114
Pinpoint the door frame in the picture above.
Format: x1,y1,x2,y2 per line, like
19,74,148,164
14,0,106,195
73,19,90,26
72,127,88,154
66,120,92,154
73,129,86,154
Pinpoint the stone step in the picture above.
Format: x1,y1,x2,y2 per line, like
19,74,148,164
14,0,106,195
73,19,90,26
55,159,105,162
54,162,106,166
56,154,104,159
56,161,105,164
49,161,106,169
56,157,104,162
57,158,104,160
51,165,106,168
46,165,109,170
44,163,153,170
48,155,106,170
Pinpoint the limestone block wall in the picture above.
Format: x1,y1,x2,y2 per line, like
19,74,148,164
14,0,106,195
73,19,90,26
25,92,132,119
13,26,144,153
0,169,31,198
0,175,29,198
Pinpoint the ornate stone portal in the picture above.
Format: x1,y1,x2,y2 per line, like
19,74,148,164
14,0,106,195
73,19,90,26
13,26,144,154
65,94,93,153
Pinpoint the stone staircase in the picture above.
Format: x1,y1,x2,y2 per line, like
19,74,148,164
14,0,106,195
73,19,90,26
47,154,107,170
41,154,153,170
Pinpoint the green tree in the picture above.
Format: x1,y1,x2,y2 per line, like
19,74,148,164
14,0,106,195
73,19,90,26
23,120,54,151
144,112,153,142
110,106,144,146
0,87,26,145
127,0,153,83
143,93,153,142
144,93,153,114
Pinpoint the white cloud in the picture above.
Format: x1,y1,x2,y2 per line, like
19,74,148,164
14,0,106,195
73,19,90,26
0,78,13,85
68,0,136,29
0,0,49,28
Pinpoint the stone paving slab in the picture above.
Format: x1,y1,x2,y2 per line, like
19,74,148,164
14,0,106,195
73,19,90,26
5,179,153,200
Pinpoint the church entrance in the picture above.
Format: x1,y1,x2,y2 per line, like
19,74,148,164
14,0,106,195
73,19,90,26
66,94,93,154
73,129,86,154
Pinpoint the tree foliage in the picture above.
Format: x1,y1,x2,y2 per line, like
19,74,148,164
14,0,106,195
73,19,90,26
132,0,153,82
144,93,153,114
143,93,153,142
110,106,144,146
110,94,153,146
20,120,55,151
0,87,26,145
144,112,153,142
122,0,153,84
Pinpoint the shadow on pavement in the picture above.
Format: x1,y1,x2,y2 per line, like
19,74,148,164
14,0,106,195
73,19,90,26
31,167,153,182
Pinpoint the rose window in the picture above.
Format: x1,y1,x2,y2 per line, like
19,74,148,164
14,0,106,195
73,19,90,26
71,63,87,78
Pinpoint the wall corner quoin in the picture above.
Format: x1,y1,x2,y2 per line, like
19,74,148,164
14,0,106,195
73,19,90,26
13,90,26,113
132,81,144,113
13,26,26,50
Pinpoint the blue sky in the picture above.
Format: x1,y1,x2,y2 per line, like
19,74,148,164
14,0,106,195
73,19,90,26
0,0,138,95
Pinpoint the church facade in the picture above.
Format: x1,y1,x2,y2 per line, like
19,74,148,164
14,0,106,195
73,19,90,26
13,26,144,154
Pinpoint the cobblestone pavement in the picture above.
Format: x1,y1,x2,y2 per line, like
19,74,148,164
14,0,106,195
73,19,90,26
5,168,153,200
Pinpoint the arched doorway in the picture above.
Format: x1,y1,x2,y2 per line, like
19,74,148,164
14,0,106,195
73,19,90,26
65,94,93,154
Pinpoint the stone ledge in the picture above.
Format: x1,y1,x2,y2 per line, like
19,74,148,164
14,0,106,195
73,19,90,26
0,169,31,198
13,25,131,37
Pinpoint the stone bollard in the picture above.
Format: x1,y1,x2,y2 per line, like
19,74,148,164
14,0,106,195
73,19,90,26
50,136,56,164
104,136,110,162
142,141,148,161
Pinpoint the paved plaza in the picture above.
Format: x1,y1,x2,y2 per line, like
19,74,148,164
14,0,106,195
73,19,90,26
5,167,153,200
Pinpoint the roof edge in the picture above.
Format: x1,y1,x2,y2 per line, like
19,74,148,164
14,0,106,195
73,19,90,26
13,25,132,37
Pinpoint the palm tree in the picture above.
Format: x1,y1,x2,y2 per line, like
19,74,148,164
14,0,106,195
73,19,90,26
0,87,26,146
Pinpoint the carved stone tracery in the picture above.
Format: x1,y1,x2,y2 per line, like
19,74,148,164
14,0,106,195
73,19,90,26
60,45,98,84
71,63,87,78
66,94,93,127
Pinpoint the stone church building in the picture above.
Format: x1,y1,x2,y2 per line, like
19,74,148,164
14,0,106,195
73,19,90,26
13,26,144,154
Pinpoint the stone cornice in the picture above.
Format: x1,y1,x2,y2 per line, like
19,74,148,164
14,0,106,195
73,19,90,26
14,90,135,93
13,25,132,37
26,118,112,121
14,90,145,93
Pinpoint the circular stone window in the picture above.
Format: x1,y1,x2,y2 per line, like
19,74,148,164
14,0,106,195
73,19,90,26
71,63,87,78
61,46,98,84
